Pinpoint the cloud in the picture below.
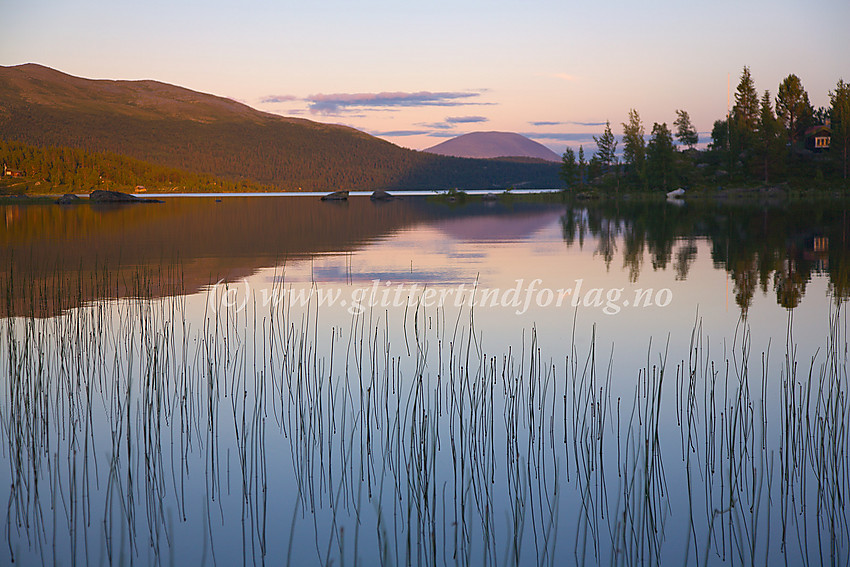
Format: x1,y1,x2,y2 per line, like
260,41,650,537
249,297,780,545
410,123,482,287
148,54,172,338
445,115,488,124
428,131,463,138
305,91,488,114
521,132,606,143
413,115,490,134
419,122,455,130
259,94,298,104
371,130,433,137
529,120,607,127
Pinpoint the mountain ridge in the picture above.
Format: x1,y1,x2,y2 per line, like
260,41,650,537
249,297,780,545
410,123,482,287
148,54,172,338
0,64,562,191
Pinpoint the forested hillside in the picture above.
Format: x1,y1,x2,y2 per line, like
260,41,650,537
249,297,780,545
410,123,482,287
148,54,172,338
0,64,560,191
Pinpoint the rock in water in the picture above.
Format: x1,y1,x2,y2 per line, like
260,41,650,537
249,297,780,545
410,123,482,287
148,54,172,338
89,190,140,202
56,194,82,205
89,190,163,203
370,190,394,201
321,190,349,201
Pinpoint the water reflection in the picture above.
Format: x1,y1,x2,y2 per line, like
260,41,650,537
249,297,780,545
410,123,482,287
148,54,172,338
560,200,850,312
0,197,564,316
2,264,848,565
3,197,849,318
1,196,849,565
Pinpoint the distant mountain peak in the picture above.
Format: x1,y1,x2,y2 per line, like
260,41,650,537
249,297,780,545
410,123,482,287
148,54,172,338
424,132,560,162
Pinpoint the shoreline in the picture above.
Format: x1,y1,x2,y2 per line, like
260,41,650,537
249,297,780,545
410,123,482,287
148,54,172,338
1,183,848,206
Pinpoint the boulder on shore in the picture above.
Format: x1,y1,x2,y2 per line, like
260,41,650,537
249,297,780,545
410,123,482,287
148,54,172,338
321,190,349,201
89,190,163,203
56,193,82,205
370,190,394,201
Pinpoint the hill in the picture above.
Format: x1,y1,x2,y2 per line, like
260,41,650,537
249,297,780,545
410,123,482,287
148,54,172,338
0,64,561,191
424,132,561,162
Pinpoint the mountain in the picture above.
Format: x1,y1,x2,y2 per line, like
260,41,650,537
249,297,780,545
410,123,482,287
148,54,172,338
0,64,561,191
424,132,561,162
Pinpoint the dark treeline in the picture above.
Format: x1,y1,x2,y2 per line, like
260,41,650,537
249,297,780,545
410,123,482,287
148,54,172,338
561,68,850,192
561,199,850,312
0,140,275,192
0,127,560,193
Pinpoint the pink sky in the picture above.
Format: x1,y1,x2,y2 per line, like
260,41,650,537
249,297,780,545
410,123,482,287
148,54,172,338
3,0,848,153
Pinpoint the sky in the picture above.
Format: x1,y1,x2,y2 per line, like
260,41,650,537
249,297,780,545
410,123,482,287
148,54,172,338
3,0,849,154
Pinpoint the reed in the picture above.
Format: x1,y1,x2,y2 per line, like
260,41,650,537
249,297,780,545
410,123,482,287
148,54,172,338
0,266,847,566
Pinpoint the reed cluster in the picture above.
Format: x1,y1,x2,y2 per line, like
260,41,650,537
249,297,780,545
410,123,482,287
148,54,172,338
0,267,847,566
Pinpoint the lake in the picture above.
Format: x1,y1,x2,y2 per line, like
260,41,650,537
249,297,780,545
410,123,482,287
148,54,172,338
1,194,848,566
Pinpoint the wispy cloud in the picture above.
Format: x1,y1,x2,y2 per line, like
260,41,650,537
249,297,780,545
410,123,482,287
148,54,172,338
418,115,489,132
371,130,433,137
305,91,488,115
529,120,607,127
428,131,463,138
419,122,455,130
521,132,607,143
259,94,298,104
445,115,488,124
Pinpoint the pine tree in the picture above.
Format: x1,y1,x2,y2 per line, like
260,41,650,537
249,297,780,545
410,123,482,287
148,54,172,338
710,118,729,151
646,122,675,190
831,79,850,180
593,121,617,173
733,66,760,135
559,147,577,188
622,109,646,186
776,74,814,148
673,109,699,149
813,106,831,125
756,90,783,184
725,66,764,178
578,146,587,187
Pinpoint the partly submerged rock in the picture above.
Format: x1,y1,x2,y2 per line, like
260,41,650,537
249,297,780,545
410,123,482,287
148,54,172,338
89,190,163,203
321,190,349,201
666,188,685,198
89,190,140,202
481,192,498,201
370,190,394,201
55,193,82,205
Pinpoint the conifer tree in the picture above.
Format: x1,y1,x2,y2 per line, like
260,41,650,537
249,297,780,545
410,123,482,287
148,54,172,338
831,79,850,180
733,66,760,135
729,66,761,175
756,90,783,183
647,122,675,190
578,145,587,187
776,74,814,148
593,121,617,173
559,147,577,187
622,109,646,186
673,110,699,149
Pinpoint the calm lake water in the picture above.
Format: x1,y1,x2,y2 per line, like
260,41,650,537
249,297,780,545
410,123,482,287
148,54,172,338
1,195,848,566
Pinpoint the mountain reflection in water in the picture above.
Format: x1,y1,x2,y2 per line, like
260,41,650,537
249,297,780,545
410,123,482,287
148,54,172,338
1,196,848,316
